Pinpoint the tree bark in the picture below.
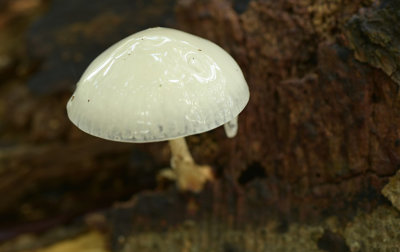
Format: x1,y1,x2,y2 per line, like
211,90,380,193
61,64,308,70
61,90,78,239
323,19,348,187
1,0,400,251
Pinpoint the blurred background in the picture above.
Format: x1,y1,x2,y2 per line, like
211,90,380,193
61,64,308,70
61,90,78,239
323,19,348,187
0,0,400,251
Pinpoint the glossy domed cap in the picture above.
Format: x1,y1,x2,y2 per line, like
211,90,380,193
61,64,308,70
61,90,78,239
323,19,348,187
67,27,249,143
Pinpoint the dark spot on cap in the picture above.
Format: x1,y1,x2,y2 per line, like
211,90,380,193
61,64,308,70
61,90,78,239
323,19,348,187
71,95,75,101
198,49,202,51
88,99,90,102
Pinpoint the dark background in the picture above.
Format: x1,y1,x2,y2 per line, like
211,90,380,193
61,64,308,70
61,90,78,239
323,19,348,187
0,0,399,251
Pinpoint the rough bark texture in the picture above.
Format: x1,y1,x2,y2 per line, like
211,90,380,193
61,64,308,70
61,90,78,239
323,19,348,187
175,0,399,221
1,0,400,251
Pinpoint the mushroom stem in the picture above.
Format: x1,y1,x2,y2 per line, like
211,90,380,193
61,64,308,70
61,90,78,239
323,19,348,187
168,137,194,163
165,137,213,192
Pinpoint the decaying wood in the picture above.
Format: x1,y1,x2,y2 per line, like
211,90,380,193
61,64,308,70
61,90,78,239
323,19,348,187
1,0,400,251
175,0,399,220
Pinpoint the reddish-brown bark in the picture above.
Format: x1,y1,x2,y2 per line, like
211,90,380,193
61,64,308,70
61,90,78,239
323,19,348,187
1,0,400,250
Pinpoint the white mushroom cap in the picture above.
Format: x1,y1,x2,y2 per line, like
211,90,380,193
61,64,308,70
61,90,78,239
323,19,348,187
67,27,249,143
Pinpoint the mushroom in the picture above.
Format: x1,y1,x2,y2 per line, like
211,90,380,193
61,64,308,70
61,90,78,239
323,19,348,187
66,27,249,192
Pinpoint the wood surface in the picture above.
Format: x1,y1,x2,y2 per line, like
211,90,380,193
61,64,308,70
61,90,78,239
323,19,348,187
0,0,399,251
